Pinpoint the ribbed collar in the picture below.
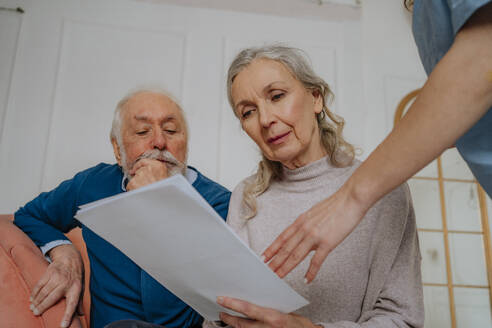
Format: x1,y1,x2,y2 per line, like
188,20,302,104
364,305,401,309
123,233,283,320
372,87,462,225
277,155,354,191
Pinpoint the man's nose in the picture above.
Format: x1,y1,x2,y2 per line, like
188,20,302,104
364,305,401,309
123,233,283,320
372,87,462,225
151,131,166,150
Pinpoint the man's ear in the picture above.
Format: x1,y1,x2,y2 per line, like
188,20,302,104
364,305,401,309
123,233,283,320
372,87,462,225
111,138,122,167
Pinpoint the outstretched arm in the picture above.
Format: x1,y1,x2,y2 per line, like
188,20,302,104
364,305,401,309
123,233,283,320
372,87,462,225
263,2,492,282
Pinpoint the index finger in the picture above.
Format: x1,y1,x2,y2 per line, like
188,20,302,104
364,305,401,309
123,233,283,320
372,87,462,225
261,213,306,262
31,272,51,301
130,158,158,175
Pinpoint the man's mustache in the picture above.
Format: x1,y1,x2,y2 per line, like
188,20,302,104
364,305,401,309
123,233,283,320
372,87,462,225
133,150,183,168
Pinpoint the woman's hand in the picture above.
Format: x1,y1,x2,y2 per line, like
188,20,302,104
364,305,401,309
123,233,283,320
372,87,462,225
262,182,369,283
217,296,320,328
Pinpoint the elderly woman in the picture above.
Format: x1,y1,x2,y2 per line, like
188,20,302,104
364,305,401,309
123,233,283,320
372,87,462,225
208,45,424,328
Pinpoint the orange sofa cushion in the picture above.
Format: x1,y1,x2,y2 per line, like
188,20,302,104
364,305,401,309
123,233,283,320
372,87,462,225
0,215,89,328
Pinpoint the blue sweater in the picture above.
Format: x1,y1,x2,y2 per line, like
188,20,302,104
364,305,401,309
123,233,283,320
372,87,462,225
14,163,231,328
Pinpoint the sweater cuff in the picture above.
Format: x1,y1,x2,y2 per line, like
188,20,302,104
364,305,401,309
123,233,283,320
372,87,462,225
40,239,73,261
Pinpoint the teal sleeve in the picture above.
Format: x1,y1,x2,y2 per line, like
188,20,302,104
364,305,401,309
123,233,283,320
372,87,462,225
446,0,491,35
14,172,85,248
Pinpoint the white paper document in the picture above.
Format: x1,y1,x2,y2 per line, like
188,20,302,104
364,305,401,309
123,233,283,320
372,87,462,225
75,174,308,320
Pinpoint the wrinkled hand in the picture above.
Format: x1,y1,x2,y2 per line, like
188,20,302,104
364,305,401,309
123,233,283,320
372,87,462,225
31,244,84,328
127,159,169,191
217,296,320,328
262,184,368,283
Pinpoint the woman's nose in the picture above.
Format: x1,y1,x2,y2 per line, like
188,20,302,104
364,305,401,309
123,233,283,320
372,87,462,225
259,105,276,128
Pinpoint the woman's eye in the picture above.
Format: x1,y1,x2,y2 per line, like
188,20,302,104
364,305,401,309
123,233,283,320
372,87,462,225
271,92,285,101
242,109,254,119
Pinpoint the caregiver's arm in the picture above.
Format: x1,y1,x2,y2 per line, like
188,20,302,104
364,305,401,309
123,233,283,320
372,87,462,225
263,2,492,282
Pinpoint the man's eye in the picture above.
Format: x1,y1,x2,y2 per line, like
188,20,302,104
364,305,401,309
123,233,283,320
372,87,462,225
165,130,177,134
136,131,148,135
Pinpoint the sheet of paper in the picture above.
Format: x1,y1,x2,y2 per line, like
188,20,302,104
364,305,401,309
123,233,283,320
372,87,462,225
75,174,309,320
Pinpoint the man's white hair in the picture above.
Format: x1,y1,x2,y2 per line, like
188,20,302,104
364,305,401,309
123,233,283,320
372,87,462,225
109,87,188,145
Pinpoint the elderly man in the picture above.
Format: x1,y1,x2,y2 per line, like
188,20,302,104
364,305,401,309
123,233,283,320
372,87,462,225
14,89,231,328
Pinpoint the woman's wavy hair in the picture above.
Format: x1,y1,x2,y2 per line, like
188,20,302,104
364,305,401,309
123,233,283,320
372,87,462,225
227,45,355,219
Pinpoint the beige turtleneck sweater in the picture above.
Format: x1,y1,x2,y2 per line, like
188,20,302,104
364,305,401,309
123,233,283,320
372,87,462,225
206,156,423,327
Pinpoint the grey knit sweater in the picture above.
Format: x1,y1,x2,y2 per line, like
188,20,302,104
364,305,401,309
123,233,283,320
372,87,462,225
206,156,424,327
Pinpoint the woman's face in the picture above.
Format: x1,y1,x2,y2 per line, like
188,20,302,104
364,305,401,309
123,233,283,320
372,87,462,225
231,58,326,169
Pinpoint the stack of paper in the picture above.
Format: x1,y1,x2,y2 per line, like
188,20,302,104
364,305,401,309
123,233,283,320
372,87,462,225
76,174,308,320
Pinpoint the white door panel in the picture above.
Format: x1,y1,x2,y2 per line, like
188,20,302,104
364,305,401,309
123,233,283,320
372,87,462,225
0,10,22,212
42,19,187,190
0,11,20,144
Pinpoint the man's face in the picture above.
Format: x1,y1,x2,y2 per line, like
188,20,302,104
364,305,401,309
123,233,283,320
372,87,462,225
112,92,187,175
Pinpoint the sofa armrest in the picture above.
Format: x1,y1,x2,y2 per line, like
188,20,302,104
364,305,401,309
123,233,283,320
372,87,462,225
0,216,85,328
66,227,91,326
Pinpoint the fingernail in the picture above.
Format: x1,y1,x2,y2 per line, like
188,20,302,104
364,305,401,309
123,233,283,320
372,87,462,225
30,303,34,311
217,296,224,304
33,308,40,316
303,277,308,284
60,320,70,328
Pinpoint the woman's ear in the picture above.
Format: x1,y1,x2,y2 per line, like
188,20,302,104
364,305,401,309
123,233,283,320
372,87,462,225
312,89,323,114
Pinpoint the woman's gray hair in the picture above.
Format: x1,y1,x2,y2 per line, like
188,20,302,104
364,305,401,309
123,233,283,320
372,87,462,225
227,45,355,219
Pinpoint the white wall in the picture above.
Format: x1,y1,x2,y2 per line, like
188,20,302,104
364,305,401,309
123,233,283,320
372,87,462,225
0,0,426,207
0,0,373,212
361,0,426,154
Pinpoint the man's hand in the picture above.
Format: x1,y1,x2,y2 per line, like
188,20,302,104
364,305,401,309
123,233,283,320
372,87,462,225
217,296,321,328
30,244,84,328
127,158,169,191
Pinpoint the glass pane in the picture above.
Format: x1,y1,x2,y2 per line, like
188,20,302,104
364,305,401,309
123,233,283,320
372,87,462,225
454,287,492,328
414,160,439,179
423,286,452,328
408,179,442,230
449,233,488,286
419,231,447,284
444,182,482,232
441,148,474,180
